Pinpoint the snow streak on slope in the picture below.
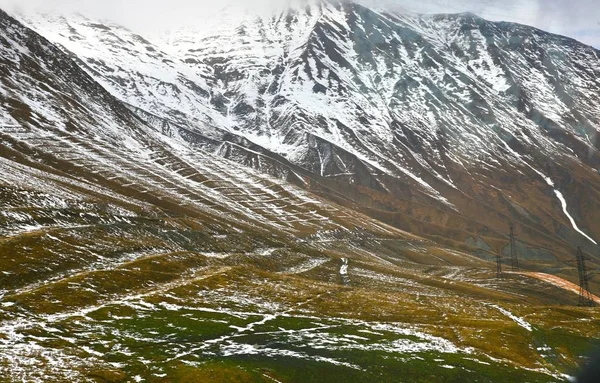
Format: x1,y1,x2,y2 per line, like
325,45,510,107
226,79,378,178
19,2,600,219
157,2,600,208
553,191,597,245
529,166,598,245
9,2,600,262
489,304,533,332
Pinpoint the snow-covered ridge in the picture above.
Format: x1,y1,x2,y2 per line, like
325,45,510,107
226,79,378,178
156,2,600,182
7,2,600,256
18,11,224,131
20,4,600,182
2,7,600,382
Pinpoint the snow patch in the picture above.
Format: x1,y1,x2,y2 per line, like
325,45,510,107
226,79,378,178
553,190,597,245
340,258,349,276
489,304,533,332
529,165,597,245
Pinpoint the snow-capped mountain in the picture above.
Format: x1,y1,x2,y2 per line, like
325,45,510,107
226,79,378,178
19,12,226,131
20,0,600,262
2,4,600,382
162,1,600,173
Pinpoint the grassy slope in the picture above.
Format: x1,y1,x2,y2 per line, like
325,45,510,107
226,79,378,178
1,152,599,382
0,115,597,382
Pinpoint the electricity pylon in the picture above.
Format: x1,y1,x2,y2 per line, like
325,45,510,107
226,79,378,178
509,225,518,271
576,246,594,307
496,251,502,278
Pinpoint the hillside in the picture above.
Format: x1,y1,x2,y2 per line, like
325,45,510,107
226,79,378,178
0,3,599,382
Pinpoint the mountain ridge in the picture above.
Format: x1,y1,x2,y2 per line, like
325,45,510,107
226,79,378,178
1,6,600,380
17,2,600,260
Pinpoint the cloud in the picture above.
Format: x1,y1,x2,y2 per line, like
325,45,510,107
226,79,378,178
0,0,227,28
366,0,600,47
0,0,598,47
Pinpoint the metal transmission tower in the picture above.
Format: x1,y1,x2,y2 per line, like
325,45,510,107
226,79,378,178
509,226,518,271
496,251,502,278
576,247,594,307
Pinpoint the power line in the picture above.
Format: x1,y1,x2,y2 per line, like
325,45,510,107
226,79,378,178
576,246,594,307
496,249,502,278
509,225,518,271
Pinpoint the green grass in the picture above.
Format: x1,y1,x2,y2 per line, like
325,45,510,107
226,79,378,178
1,184,598,382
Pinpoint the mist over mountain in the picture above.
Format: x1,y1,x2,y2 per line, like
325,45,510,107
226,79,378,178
1,0,599,46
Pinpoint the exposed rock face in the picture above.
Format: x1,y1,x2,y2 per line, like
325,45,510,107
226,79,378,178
14,1,600,262
2,5,600,382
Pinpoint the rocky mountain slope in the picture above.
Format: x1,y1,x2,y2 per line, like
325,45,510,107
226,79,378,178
156,1,600,263
22,1,600,270
1,2,600,382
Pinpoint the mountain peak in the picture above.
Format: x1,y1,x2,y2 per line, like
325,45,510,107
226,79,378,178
2,3,600,381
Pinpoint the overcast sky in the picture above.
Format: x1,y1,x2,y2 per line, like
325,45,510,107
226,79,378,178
1,0,598,47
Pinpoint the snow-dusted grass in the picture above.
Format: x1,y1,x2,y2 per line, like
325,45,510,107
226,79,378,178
489,304,533,332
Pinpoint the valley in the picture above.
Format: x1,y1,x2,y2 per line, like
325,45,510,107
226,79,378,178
0,1,599,381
